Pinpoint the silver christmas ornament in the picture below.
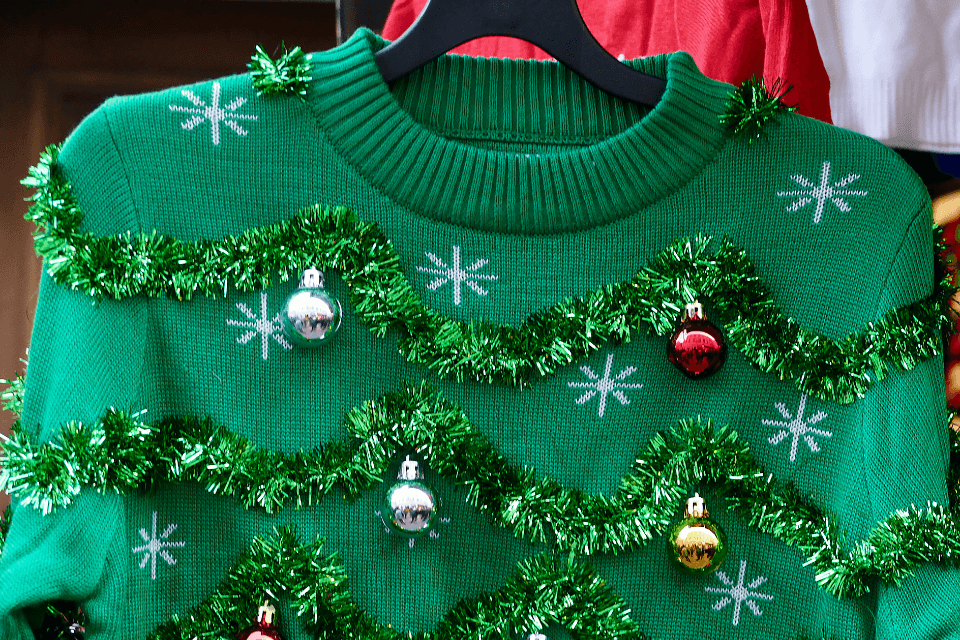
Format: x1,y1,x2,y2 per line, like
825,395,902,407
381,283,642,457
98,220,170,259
281,267,342,347
381,456,439,538
526,634,548,640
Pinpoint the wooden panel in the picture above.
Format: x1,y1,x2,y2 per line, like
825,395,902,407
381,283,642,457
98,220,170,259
0,0,336,511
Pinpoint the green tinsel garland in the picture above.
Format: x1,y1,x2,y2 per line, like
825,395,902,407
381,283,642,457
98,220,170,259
21,146,956,404
148,526,642,640
247,43,313,99
0,371,23,563
719,76,797,142
2,384,958,599
1,367,25,422
1,370,23,564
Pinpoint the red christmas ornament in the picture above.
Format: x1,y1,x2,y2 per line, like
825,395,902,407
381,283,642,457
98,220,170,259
667,302,727,379
38,602,86,640
238,601,284,640
949,333,960,358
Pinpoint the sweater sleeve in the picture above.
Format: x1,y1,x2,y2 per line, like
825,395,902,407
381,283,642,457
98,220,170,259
757,0,832,123
381,0,420,40
860,209,960,638
0,102,147,639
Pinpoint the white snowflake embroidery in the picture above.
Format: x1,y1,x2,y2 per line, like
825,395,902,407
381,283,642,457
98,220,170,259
131,511,186,581
705,559,774,626
776,160,868,224
168,82,258,146
416,245,499,306
762,394,832,463
226,291,292,360
567,353,643,418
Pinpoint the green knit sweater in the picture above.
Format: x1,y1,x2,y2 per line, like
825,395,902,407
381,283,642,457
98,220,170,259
1,27,958,640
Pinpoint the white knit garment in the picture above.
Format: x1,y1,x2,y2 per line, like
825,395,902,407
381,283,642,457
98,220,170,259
805,0,960,152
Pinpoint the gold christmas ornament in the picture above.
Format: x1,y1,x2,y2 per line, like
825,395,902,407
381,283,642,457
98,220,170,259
667,494,727,574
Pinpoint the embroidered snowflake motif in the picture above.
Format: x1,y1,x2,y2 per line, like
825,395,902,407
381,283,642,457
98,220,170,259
131,511,186,581
226,291,292,360
705,559,774,626
762,394,832,463
168,81,259,146
776,160,868,224
416,245,499,306
568,353,643,418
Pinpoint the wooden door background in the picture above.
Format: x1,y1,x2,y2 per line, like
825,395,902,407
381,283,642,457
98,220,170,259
0,0,360,511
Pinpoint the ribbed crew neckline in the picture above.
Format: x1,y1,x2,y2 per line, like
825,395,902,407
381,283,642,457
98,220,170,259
306,28,733,235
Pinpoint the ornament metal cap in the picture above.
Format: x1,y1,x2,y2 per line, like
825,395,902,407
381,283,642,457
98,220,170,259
300,267,324,288
257,601,276,625
399,455,423,480
684,301,704,320
685,493,709,518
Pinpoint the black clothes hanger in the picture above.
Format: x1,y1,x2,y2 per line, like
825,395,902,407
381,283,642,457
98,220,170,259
374,0,668,106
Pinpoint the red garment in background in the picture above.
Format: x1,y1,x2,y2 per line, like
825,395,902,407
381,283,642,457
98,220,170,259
382,0,832,123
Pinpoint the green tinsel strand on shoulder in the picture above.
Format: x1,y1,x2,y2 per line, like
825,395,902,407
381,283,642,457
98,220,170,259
248,43,313,99
720,76,797,142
